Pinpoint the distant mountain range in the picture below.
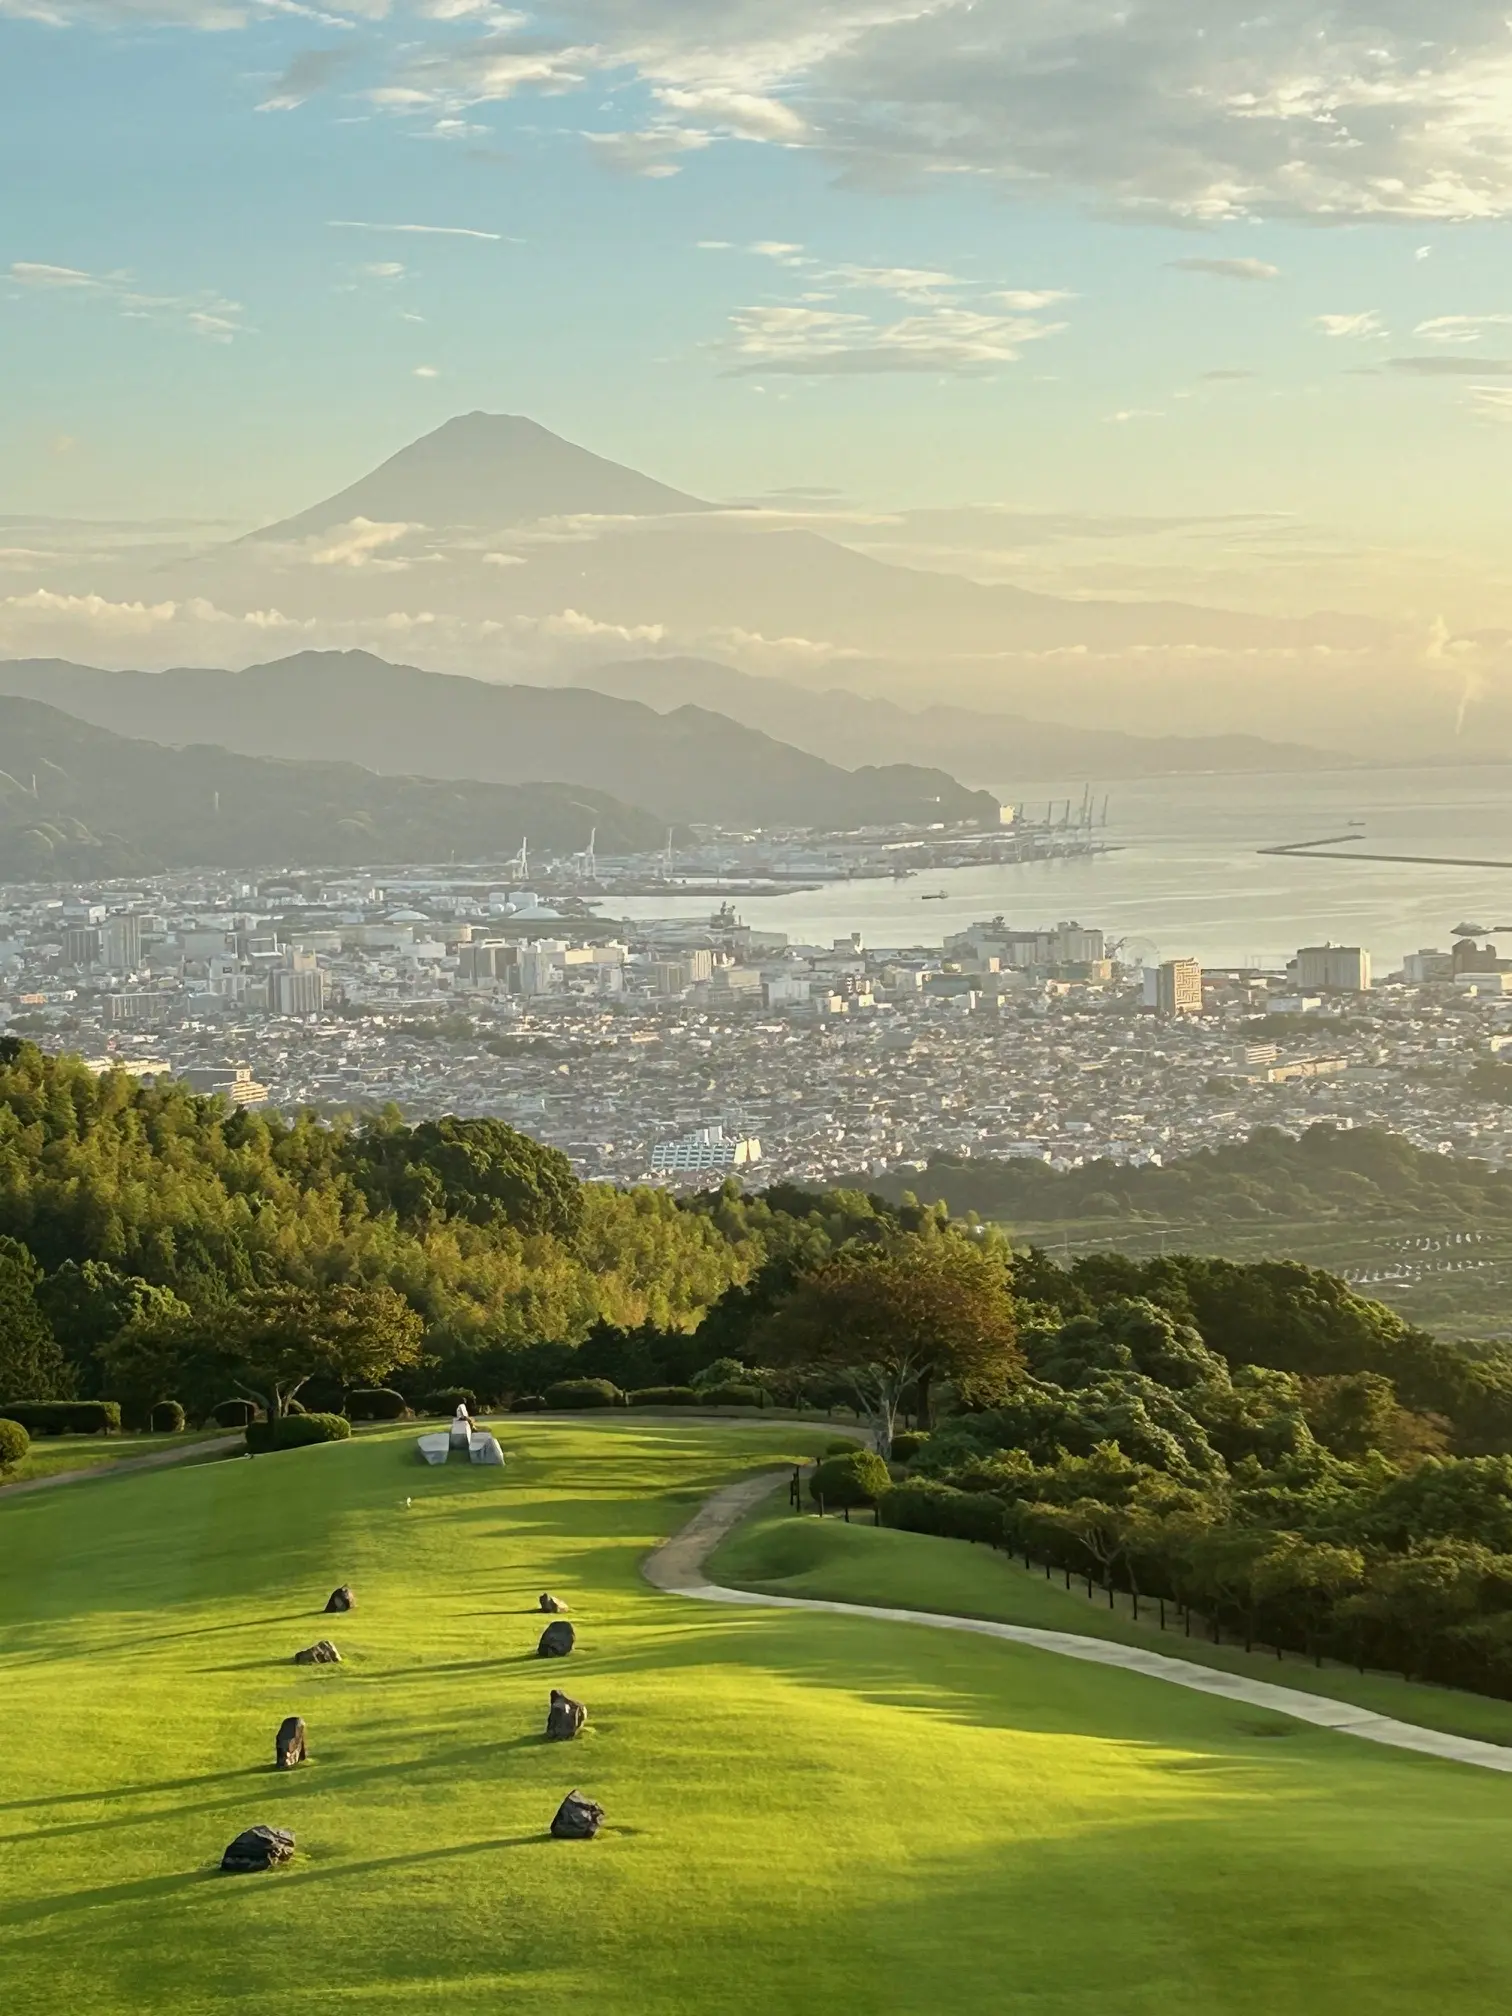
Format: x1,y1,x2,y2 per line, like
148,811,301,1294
569,655,1343,783
8,412,1494,756
0,653,1000,830
0,696,671,877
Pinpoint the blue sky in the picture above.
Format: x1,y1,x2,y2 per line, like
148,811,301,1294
5,0,1512,622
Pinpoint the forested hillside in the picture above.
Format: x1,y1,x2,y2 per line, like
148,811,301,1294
10,1041,1512,1699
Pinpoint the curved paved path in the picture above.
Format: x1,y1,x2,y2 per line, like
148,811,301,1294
645,1468,1512,1777
0,1434,240,1499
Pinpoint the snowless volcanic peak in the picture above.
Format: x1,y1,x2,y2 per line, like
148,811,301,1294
251,412,713,538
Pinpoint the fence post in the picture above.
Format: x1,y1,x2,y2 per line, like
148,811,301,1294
1158,1599,1165,1631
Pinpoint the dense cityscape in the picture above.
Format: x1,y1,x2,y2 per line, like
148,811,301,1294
4,854,1509,1187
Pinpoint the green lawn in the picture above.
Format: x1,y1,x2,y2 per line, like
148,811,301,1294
4,1421,1512,2014
712,1500,1512,1748
1,1426,234,1487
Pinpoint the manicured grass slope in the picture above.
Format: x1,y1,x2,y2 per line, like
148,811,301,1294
712,1502,1512,1748
2,1424,1510,2014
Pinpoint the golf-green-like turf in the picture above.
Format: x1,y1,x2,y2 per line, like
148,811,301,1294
5,1421,1512,2014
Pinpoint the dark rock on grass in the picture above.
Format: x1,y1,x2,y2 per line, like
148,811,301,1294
550,1790,603,1840
294,1640,341,1665
537,1619,575,1658
545,1689,587,1740
221,1825,296,1874
539,1593,567,1613
324,1585,355,1613
275,1716,307,1768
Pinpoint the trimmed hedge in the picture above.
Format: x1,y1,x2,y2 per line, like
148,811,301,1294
510,1394,546,1412
150,1400,186,1434
0,1401,120,1437
627,1386,700,1407
423,1387,479,1416
544,1378,621,1410
211,1398,257,1429
880,1480,1007,1546
809,1448,891,1510
245,1412,352,1454
823,1438,861,1457
698,1383,768,1410
889,1431,930,1464
0,1417,30,1470
348,1388,410,1421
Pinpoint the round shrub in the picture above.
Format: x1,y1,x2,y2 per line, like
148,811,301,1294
510,1393,546,1413
424,1387,479,1417
245,1411,352,1454
823,1437,861,1457
150,1400,186,1435
691,1356,749,1391
211,1398,257,1429
627,1386,700,1407
697,1383,768,1410
809,1448,891,1510
544,1377,621,1410
0,1417,30,1472
889,1431,930,1464
348,1387,410,1421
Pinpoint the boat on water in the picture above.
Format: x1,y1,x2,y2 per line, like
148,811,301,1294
920,890,949,901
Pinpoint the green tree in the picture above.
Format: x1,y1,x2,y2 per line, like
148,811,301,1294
226,1283,425,1425
0,1236,69,1401
761,1234,1021,1454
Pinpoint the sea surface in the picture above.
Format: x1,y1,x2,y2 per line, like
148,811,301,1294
609,764,1512,970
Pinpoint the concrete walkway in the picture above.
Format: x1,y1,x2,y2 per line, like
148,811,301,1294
644,1468,1512,1778
0,1434,240,1499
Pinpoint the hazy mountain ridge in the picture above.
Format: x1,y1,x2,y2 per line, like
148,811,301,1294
6,414,1492,758
571,655,1346,782
0,695,671,876
0,653,1000,830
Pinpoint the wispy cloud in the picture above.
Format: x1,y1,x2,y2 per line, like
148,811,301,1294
654,85,805,144
585,128,711,177
1316,312,1385,339
7,260,246,340
1171,257,1280,282
327,219,503,239
725,300,1065,376
1413,313,1512,345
